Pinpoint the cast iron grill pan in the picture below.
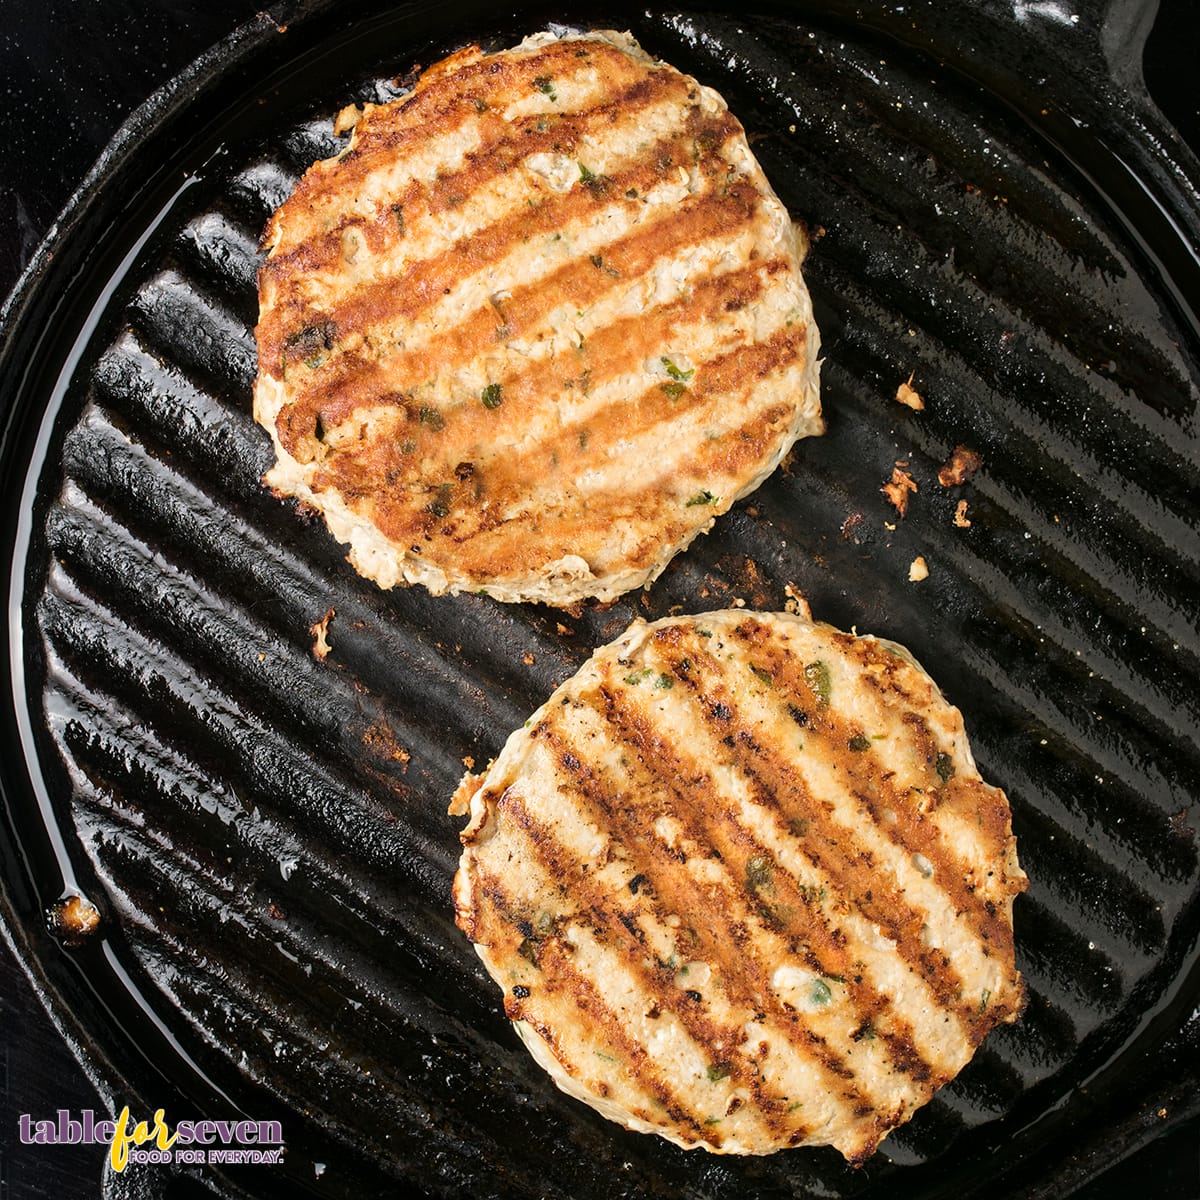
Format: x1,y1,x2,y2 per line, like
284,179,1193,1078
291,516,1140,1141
4,1,1199,1197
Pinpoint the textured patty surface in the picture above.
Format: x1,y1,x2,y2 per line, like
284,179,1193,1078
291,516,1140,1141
254,30,822,605
452,607,1026,1159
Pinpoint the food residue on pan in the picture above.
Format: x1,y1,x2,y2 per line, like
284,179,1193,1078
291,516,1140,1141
49,894,101,945
309,604,338,662
882,462,918,516
362,723,411,771
448,770,486,817
939,445,983,487
1168,807,1195,843
311,607,335,660
909,555,930,581
954,500,972,528
783,582,811,617
895,373,925,410
333,102,362,135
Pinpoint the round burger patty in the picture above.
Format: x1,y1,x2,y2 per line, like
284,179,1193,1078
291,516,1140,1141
452,607,1026,1159
254,30,822,605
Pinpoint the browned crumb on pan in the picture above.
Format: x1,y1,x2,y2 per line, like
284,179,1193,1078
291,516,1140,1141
50,894,101,944
840,511,865,540
1169,808,1195,842
954,500,972,528
882,463,918,516
310,607,335,660
333,102,362,135
908,555,930,581
362,723,411,768
895,373,925,411
939,445,983,487
449,771,486,817
783,582,812,618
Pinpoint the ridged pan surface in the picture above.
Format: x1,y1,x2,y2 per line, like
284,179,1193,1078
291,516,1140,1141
3,1,1199,1197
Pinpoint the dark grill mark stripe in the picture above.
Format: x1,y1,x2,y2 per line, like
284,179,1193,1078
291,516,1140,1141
642,629,984,1026
723,619,1021,978
343,323,802,554
288,38,667,203
489,784,814,1143
264,66,697,276
466,864,719,1143
404,400,799,580
576,686,948,1091
526,715,917,1117
266,124,751,422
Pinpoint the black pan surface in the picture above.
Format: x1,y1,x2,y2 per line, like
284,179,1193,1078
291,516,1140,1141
1,1,1198,1197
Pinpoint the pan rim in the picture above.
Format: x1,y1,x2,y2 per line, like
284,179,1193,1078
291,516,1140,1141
2,2,1198,1196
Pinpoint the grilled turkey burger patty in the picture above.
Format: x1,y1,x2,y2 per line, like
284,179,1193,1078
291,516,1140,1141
254,30,822,606
452,605,1026,1159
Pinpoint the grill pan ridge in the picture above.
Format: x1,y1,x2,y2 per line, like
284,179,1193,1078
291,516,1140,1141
1,1,1199,1197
